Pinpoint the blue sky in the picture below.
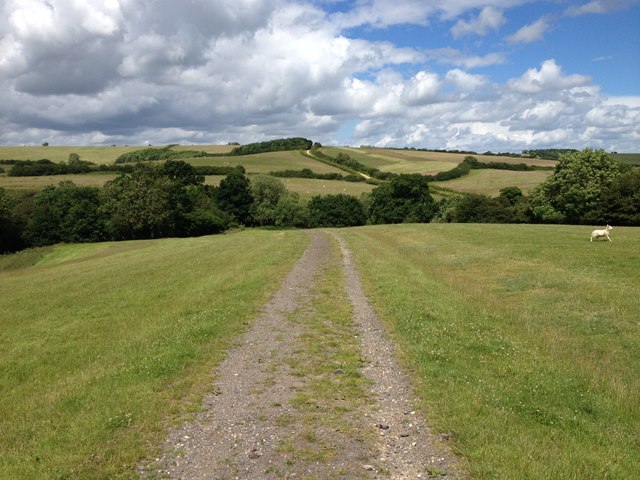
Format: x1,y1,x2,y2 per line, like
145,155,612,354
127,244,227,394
1,0,639,151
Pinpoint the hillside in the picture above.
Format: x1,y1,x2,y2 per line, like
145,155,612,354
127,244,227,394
0,144,556,198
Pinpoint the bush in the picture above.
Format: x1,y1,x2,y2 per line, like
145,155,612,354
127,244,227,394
369,174,436,224
307,194,366,228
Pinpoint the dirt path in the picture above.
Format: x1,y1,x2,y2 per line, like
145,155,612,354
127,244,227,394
141,231,464,479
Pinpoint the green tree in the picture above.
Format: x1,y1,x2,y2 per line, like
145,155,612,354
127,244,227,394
274,192,308,228
587,169,640,226
250,175,287,226
307,194,366,227
529,149,622,223
182,186,230,236
160,160,205,186
216,170,254,226
368,174,436,224
24,181,107,246
0,187,23,253
100,167,182,240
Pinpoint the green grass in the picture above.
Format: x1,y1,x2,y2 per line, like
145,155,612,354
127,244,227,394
611,153,640,165
0,172,118,190
187,150,344,175
431,169,552,196
0,146,143,164
0,230,309,480
338,224,640,479
278,177,374,202
0,145,235,164
324,147,558,175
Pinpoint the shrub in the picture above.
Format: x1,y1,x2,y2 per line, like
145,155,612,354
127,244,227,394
307,194,366,228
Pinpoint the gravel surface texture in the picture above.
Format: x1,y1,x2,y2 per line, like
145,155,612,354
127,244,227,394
140,231,464,479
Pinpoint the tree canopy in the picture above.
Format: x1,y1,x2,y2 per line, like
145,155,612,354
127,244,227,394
529,148,622,224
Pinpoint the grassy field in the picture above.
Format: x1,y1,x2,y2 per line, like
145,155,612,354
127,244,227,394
323,147,558,175
0,230,310,480
0,146,142,164
339,224,640,479
279,177,374,201
0,145,235,164
612,153,640,165
0,172,118,190
431,169,553,196
187,150,344,175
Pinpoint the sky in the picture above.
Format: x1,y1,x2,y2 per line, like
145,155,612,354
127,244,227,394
0,0,639,152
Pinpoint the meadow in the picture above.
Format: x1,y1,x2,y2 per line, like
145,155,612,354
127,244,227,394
340,224,640,479
323,147,558,176
0,145,235,164
1,224,638,479
431,169,553,196
185,150,344,175
0,145,557,199
0,230,310,479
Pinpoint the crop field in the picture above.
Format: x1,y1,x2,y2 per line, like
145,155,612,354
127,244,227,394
0,146,143,164
431,169,553,196
612,153,640,165
278,177,375,201
185,150,344,175
340,224,640,479
0,230,309,480
0,172,118,190
324,147,558,175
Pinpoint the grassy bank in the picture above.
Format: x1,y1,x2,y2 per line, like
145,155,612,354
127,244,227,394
0,230,309,479
339,224,640,479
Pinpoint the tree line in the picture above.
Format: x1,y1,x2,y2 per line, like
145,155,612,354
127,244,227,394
1,148,638,254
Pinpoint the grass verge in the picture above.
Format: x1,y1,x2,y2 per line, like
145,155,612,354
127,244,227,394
0,230,309,479
340,223,640,479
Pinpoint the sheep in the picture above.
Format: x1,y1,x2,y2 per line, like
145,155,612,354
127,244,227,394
590,225,613,242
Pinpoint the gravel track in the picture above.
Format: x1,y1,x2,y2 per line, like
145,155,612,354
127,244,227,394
140,231,464,479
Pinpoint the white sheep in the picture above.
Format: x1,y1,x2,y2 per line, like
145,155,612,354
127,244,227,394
590,225,613,242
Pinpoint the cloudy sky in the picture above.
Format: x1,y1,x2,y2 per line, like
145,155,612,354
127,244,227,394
1,0,639,151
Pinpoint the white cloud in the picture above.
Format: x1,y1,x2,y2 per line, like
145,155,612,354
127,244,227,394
564,0,634,16
506,16,551,43
0,0,638,152
446,69,487,91
507,59,590,94
451,7,505,38
426,48,506,69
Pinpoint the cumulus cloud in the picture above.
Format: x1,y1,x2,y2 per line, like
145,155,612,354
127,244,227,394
0,0,638,152
507,59,591,93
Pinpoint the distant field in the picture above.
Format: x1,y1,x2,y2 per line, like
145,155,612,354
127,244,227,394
340,223,640,479
186,150,344,175
279,177,375,201
612,153,640,165
0,144,235,164
0,146,142,164
326,147,558,175
431,169,552,196
0,172,117,190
